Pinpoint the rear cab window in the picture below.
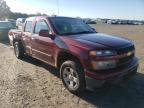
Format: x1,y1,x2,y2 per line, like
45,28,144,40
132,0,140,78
24,21,33,33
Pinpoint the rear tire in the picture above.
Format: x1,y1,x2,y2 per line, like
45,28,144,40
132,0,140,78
14,41,24,59
60,60,86,94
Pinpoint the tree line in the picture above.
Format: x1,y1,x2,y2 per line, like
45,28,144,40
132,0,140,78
0,0,47,20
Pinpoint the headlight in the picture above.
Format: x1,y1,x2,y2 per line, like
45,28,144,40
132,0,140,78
91,60,116,70
89,50,117,70
89,50,116,57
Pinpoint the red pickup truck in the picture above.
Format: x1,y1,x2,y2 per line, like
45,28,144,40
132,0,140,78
9,16,139,93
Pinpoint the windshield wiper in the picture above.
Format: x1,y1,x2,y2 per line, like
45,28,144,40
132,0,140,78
60,31,96,35
60,32,78,35
76,31,96,34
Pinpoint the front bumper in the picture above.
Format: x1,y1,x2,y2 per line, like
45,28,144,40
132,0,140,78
85,57,139,87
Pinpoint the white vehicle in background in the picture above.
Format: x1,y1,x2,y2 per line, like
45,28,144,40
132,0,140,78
107,20,118,24
16,18,26,29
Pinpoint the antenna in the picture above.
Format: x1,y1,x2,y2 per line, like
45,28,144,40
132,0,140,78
57,0,60,15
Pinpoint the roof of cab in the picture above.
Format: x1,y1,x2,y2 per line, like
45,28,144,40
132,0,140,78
25,17,36,21
25,16,78,21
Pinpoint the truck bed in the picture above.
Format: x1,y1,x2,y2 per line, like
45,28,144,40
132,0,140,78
10,29,22,34
8,29,22,46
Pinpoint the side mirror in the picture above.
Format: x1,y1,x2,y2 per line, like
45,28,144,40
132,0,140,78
39,29,49,37
91,28,95,31
91,28,98,33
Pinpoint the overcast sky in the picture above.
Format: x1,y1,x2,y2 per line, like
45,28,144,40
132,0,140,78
5,0,144,20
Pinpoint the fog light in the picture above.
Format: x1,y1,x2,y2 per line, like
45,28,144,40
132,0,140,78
91,60,116,70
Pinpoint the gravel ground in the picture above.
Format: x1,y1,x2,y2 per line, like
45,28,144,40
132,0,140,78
0,24,144,108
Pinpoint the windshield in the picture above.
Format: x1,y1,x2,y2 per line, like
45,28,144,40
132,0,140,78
49,17,96,35
0,22,14,28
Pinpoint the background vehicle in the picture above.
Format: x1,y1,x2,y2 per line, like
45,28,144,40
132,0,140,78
5,19,16,27
127,20,143,25
16,18,26,29
107,20,118,24
117,20,128,25
83,18,97,24
9,16,138,93
0,21,15,41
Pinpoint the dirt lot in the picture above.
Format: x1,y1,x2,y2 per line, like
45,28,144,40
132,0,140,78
0,24,144,108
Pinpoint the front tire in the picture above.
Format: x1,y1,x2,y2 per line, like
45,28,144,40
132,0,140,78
14,41,24,59
60,60,86,93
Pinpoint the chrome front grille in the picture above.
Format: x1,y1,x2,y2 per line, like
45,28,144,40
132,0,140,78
117,45,135,66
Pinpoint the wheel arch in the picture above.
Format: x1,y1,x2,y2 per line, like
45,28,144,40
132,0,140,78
56,51,83,70
13,38,25,52
13,38,22,45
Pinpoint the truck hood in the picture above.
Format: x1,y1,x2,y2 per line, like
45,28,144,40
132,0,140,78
68,33,132,49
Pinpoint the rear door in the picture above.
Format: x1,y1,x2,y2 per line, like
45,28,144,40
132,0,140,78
22,21,33,55
31,18,56,65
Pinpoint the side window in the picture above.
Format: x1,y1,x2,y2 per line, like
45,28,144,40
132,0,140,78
25,21,33,32
34,20,49,34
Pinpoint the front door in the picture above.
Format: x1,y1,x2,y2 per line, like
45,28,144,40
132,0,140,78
31,19,55,65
